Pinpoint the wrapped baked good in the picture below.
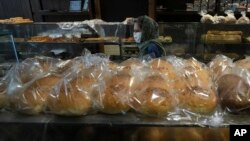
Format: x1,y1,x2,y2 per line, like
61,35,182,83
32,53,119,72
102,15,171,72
47,51,110,116
99,73,135,114
129,70,176,117
6,57,61,114
236,11,250,24
47,71,94,116
225,10,237,24
217,67,250,113
208,55,233,82
174,58,217,115
149,58,177,80
8,73,61,115
213,15,226,24
200,11,214,24
118,58,144,74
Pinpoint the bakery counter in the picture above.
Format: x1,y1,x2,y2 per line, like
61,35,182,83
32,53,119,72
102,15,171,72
0,112,249,127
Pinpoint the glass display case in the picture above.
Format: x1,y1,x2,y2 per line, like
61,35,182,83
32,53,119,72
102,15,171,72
1,22,250,141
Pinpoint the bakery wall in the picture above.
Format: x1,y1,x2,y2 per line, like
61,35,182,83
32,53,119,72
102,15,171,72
0,0,32,19
99,0,148,22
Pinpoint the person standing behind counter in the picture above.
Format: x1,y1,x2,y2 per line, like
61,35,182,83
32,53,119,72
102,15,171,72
133,15,166,58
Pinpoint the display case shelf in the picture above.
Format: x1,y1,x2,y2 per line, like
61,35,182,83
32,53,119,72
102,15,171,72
0,112,249,127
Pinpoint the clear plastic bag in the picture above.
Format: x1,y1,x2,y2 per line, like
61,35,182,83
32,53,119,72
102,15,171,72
7,57,62,114
98,72,135,114
217,66,250,113
174,58,218,116
213,14,226,24
149,58,178,80
47,70,94,116
225,10,237,24
208,55,233,82
118,58,144,75
236,11,250,24
200,10,214,24
129,68,177,117
47,50,111,116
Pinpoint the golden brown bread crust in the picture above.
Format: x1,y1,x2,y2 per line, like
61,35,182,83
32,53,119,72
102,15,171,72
100,73,133,114
47,72,94,116
10,74,61,114
177,86,218,114
119,58,143,74
217,74,250,112
130,75,176,117
175,59,217,114
209,56,233,81
149,59,177,80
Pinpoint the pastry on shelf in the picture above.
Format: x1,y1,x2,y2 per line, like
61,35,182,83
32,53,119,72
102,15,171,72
0,17,33,24
203,31,242,44
158,36,172,43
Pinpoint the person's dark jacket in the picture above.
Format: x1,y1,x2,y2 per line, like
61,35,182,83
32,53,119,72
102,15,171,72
136,16,166,58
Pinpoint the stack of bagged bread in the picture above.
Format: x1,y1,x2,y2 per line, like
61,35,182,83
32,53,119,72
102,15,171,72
171,57,218,115
2,49,250,119
209,56,250,113
201,10,249,24
202,30,242,44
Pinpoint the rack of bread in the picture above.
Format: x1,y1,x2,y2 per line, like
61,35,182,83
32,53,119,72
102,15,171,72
1,51,250,126
201,30,243,44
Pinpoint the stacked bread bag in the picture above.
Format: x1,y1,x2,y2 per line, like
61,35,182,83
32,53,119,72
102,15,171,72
6,56,63,115
210,56,250,113
93,58,146,114
47,50,111,116
128,58,178,117
169,56,218,119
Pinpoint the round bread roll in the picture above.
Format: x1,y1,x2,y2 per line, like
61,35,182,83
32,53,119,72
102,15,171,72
47,73,94,116
130,75,176,117
214,15,226,24
225,15,236,24
119,58,143,74
175,59,217,114
100,73,133,114
201,14,214,24
10,74,61,114
183,59,211,89
149,58,177,80
209,55,233,82
177,86,217,114
217,74,250,112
